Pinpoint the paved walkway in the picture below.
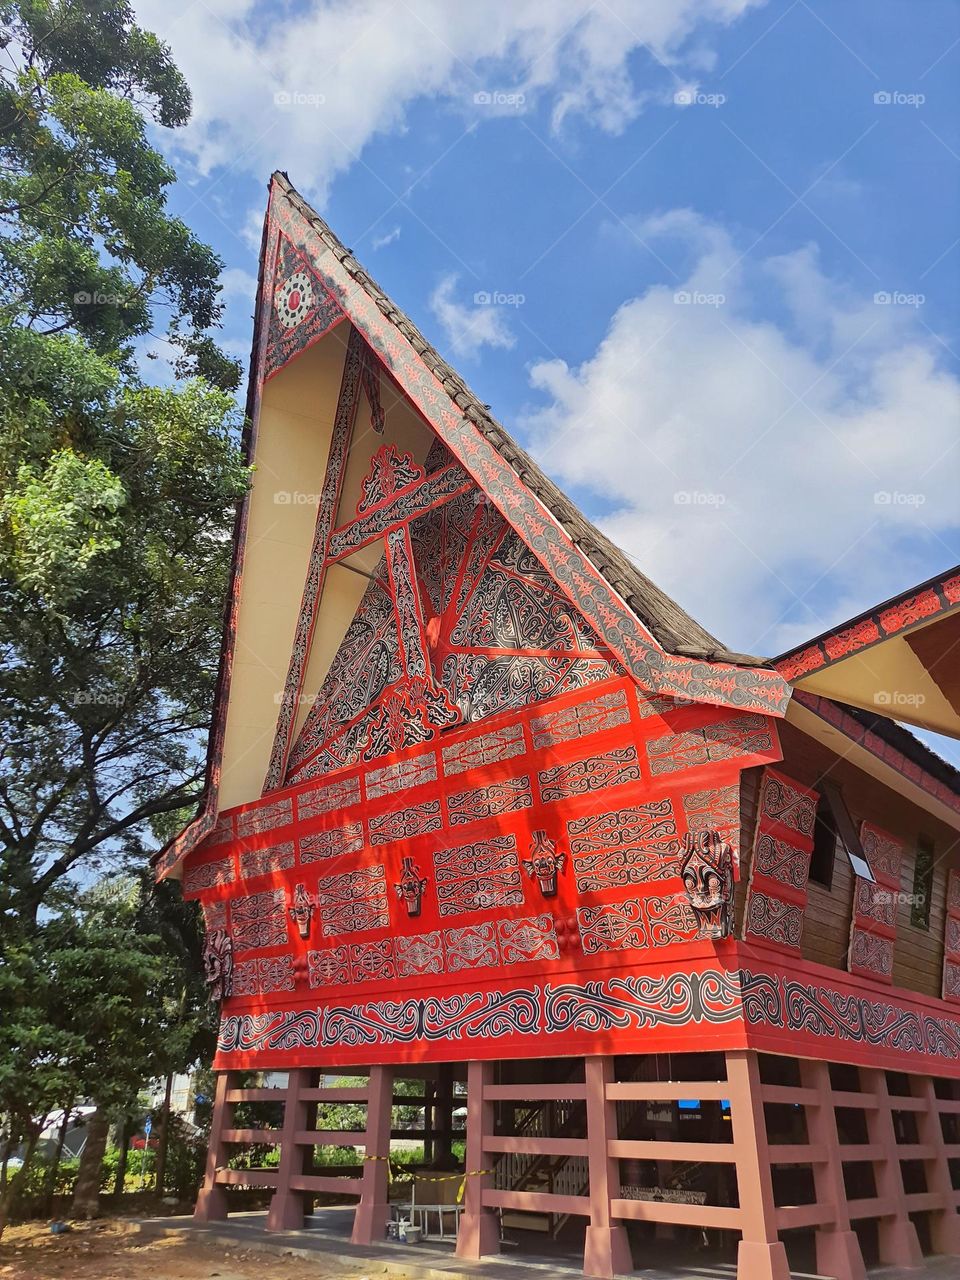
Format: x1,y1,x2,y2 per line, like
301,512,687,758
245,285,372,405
137,1210,960,1280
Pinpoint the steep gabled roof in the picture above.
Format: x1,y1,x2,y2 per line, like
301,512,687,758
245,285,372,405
154,172,790,879
273,173,752,666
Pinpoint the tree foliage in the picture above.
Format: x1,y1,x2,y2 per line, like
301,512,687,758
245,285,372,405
0,874,215,1231
0,1,249,923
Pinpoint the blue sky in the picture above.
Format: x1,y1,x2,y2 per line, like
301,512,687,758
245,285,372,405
135,0,959,744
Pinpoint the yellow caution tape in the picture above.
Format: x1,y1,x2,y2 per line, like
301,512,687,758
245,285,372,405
361,1156,493,1203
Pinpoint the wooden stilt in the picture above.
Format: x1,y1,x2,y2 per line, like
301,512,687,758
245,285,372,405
799,1059,867,1280
726,1051,791,1280
456,1060,500,1260
582,1056,633,1280
862,1068,923,1268
351,1065,394,1245
266,1068,312,1231
194,1071,232,1222
911,1074,960,1256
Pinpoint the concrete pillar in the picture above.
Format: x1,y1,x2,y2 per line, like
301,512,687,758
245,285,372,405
910,1074,960,1256
266,1069,312,1231
352,1064,395,1245
456,1060,500,1259
194,1071,233,1222
799,1059,867,1280
862,1068,923,1267
726,1051,791,1280
583,1056,633,1279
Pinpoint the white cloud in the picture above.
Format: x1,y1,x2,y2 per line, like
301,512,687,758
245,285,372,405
372,226,401,250
429,275,516,359
134,0,762,200
521,211,960,656
219,266,258,299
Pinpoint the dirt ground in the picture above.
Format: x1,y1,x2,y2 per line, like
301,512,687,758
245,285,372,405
0,1219,378,1280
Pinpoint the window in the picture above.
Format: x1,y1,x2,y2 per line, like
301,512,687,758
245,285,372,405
813,779,875,884
910,837,934,930
809,793,837,888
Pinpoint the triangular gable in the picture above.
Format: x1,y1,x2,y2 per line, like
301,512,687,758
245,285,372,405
265,174,788,718
154,173,789,879
279,436,625,786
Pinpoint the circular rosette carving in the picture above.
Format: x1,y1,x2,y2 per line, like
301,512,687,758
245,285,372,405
274,270,316,328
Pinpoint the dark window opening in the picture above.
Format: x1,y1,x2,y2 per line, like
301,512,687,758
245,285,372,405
910,836,934,930
809,793,837,888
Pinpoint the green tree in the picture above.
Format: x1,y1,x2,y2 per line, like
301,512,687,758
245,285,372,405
0,0,249,923
0,874,213,1233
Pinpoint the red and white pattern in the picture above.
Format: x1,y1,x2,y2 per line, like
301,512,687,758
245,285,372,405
848,821,903,984
538,746,640,802
184,856,235,894
498,915,559,964
530,688,630,749
395,931,444,977
366,751,437,799
236,797,293,838
369,800,442,846
744,767,817,953
239,842,295,880
943,870,960,1003
316,866,389,937
307,946,350,988
567,799,678,891
232,955,297,996
433,835,523,916
441,724,525,776
298,822,364,863
297,776,361,820
443,923,499,972
745,893,804,949
577,897,696,954
447,776,533,826
231,889,288,952
350,939,396,983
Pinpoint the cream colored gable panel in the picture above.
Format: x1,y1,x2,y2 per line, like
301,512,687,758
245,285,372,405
218,332,349,810
289,374,436,746
796,634,959,737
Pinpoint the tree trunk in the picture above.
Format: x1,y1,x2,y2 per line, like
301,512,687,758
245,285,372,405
42,1102,74,1217
0,1127,40,1240
71,1109,110,1219
154,1073,174,1196
114,1117,134,1197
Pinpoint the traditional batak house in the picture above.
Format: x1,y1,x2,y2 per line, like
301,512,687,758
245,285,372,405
155,172,960,1280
